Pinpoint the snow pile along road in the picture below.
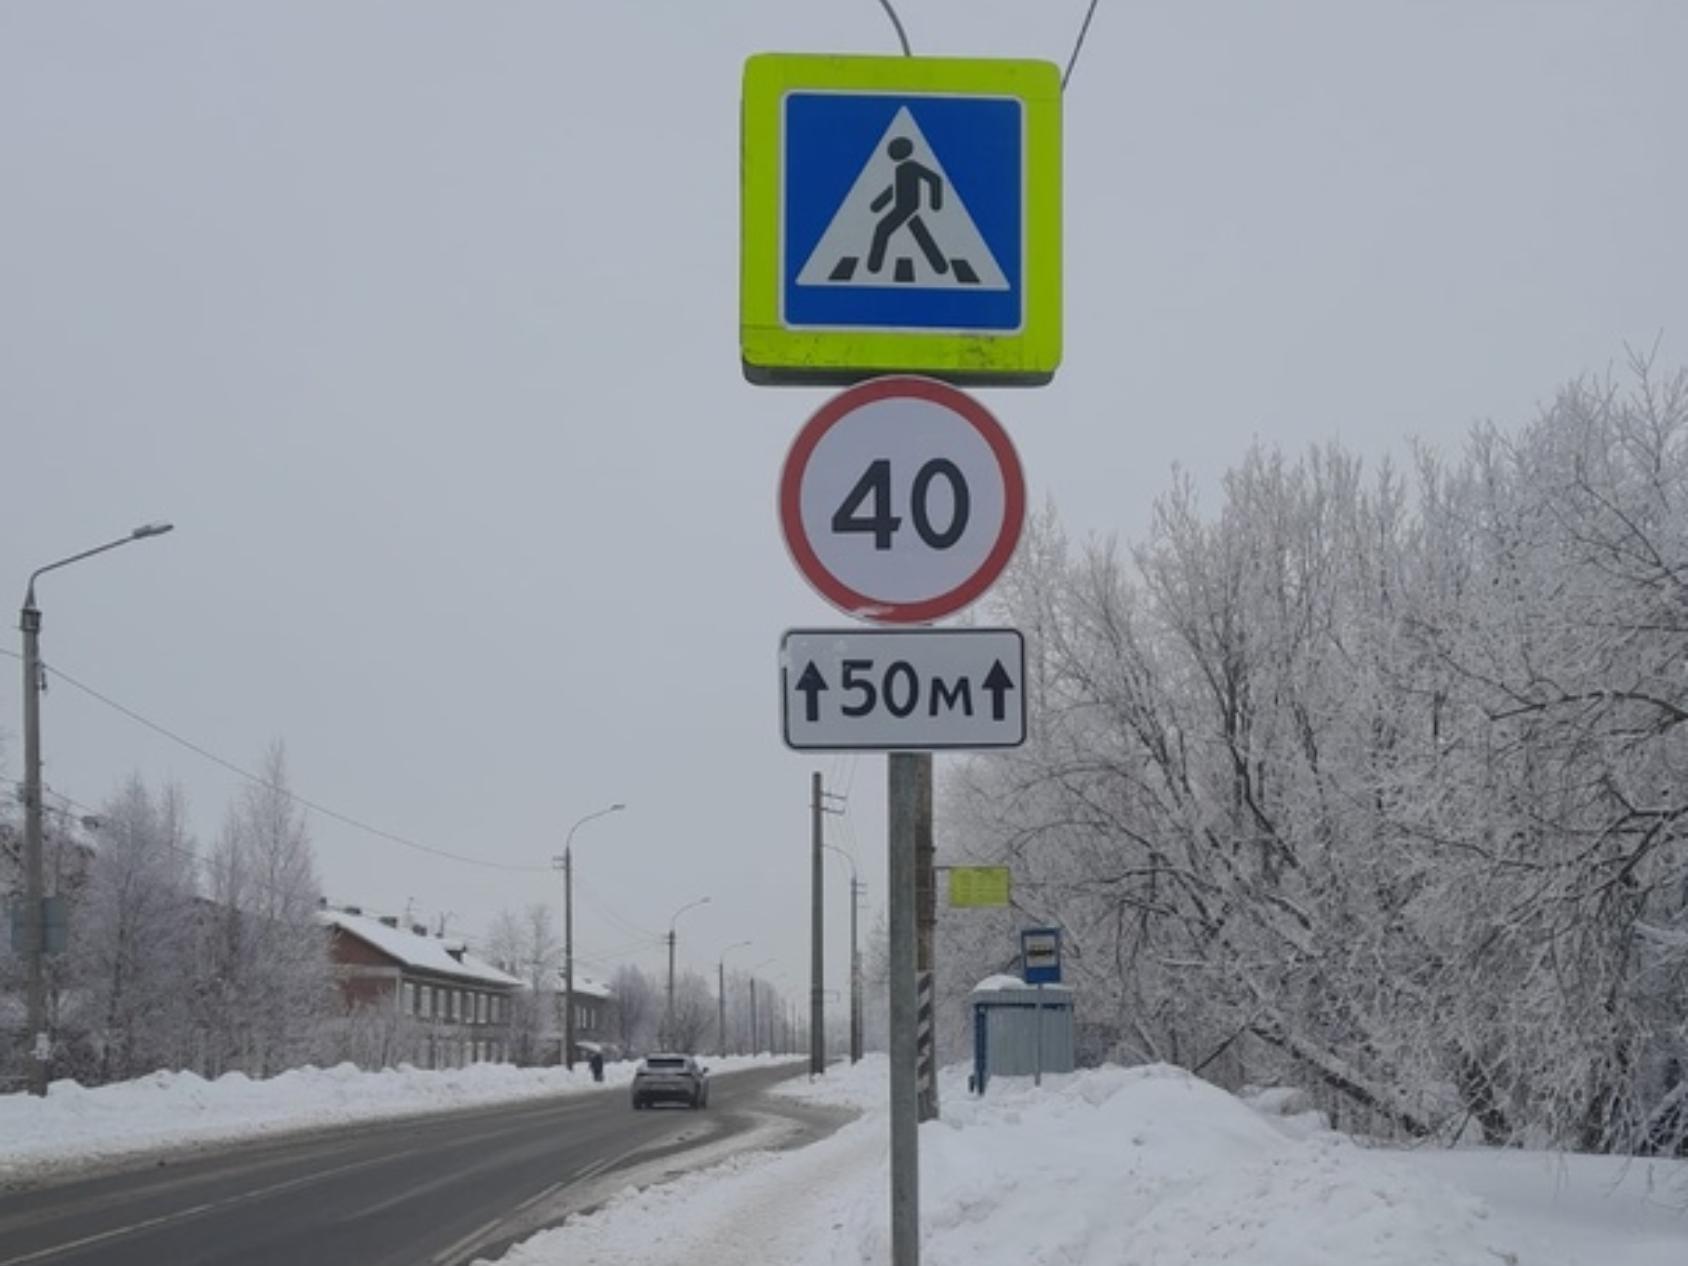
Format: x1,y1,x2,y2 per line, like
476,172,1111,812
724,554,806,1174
0,1054,799,1182
490,1057,1688,1266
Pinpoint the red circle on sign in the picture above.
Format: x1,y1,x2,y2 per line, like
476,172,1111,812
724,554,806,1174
778,376,1026,625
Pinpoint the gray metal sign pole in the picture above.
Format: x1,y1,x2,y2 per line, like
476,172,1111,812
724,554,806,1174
888,752,922,1266
1034,982,1044,1088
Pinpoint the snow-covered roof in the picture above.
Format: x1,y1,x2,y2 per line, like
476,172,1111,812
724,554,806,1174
971,973,1073,996
320,910,522,988
552,968,615,1000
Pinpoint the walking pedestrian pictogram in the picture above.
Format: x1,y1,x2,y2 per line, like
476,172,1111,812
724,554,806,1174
796,109,1009,293
741,53,1063,386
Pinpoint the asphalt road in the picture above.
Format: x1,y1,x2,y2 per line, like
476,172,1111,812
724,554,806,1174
0,1063,827,1266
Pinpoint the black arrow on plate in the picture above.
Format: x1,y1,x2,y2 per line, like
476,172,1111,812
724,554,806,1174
795,662,829,722
982,660,1015,721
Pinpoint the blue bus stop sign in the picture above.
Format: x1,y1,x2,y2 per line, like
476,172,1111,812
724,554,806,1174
1021,926,1062,985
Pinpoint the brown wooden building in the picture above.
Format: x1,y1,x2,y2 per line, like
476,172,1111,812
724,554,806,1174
321,907,521,1069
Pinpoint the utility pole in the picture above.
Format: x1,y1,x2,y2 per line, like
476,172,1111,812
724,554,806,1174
19,523,173,1097
20,596,45,1095
663,896,709,1049
811,773,846,1077
914,752,939,1121
556,804,625,1072
888,752,921,1266
811,772,824,1076
717,940,749,1058
823,841,864,1065
666,929,676,1043
555,852,571,1068
851,875,864,1064
748,977,758,1056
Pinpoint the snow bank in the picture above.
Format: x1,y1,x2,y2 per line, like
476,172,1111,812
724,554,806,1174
489,1058,1688,1266
0,1053,799,1182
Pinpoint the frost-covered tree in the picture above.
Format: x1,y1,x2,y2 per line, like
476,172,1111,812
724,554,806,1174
195,743,331,1077
67,776,199,1081
942,359,1688,1153
660,970,715,1053
486,903,562,1065
612,962,659,1055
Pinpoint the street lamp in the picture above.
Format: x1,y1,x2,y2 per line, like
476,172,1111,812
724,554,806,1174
823,843,864,1064
552,802,626,1070
716,939,752,1057
663,895,710,1045
19,522,174,1095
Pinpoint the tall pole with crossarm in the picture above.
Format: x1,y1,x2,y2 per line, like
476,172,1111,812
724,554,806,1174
553,803,625,1070
665,896,710,1046
823,843,863,1064
20,523,174,1096
717,940,751,1057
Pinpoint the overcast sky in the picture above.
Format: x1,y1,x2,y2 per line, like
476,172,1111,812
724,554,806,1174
3,2,1683,1013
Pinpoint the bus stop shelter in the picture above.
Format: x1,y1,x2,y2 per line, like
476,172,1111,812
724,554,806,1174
968,974,1074,1094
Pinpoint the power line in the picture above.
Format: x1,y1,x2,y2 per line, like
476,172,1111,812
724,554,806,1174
1063,0,1103,91
40,782,311,911
36,657,548,874
572,873,661,941
873,0,912,56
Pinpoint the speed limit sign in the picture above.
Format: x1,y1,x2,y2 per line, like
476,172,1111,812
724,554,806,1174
779,377,1026,624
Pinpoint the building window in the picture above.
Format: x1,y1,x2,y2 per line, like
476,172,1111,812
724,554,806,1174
403,982,417,1016
477,993,487,1024
421,986,433,1019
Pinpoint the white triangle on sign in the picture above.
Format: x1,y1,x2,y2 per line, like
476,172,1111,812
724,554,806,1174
795,107,1010,293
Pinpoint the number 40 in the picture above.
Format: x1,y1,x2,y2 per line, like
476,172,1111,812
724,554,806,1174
831,459,971,551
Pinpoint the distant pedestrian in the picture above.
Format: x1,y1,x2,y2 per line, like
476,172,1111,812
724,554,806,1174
589,1050,605,1083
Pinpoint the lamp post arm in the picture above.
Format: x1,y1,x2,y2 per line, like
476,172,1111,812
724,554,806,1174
565,802,626,852
25,524,175,608
668,895,711,934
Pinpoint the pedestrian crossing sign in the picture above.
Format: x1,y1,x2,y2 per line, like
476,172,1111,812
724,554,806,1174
742,54,1062,387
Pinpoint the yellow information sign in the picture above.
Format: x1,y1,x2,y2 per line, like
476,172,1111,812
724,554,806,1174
949,866,1012,909
741,53,1062,386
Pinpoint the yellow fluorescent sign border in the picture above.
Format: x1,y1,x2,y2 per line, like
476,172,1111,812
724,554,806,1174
741,53,1062,386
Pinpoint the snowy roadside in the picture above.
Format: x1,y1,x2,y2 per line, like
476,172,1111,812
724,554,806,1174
486,1057,1688,1266
0,1054,801,1184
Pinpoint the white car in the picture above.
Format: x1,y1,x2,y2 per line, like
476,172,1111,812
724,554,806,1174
630,1053,710,1110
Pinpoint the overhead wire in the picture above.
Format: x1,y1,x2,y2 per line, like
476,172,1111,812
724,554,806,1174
572,873,662,941
33,656,549,873
38,782,316,912
874,0,913,56
1063,0,1103,91
868,0,1104,93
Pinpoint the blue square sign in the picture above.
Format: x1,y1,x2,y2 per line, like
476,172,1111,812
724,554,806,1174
782,93,1024,334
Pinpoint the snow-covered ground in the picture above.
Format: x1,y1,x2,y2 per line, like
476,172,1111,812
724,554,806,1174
490,1057,1688,1266
0,1054,799,1183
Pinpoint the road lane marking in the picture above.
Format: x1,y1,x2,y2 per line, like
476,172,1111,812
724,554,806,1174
0,1148,400,1266
571,1157,612,1183
431,1215,502,1266
509,1180,567,1217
